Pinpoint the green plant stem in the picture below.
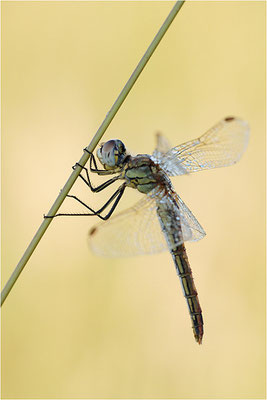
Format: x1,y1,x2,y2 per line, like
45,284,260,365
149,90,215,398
1,0,185,306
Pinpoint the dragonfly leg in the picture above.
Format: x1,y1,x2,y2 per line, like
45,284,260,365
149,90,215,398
44,183,126,220
89,183,126,220
73,162,120,192
84,148,113,175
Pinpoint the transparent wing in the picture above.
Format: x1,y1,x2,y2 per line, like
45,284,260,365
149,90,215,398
152,117,249,176
151,188,206,250
88,188,205,257
177,194,206,242
88,193,168,257
153,132,171,157
152,132,187,176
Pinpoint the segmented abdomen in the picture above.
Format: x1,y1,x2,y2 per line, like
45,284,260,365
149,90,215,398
171,244,204,344
156,197,204,344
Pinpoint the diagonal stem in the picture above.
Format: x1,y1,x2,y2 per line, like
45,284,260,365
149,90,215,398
1,0,185,306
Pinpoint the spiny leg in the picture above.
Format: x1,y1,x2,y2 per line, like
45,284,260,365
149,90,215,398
45,183,126,220
73,162,120,192
84,148,114,174
44,148,123,219
74,147,122,191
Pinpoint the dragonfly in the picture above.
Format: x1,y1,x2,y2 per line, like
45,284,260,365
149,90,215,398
48,116,249,344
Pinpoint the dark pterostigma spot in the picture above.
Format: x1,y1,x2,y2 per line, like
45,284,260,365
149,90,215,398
89,227,97,236
225,116,235,122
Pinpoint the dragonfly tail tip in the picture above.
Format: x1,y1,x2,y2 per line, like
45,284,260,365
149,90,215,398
194,328,203,345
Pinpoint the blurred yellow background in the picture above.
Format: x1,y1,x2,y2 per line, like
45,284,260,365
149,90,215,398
1,1,265,399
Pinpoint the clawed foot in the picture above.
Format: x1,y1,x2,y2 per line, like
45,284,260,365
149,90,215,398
44,213,55,218
72,162,84,171
83,148,92,155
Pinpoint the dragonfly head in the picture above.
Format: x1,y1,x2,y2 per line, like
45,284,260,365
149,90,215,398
97,139,127,169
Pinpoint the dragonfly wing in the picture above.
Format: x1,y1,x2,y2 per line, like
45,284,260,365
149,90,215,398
89,187,206,258
152,132,172,166
148,188,206,252
156,117,249,176
152,133,188,176
174,193,206,242
88,193,169,257
153,132,171,155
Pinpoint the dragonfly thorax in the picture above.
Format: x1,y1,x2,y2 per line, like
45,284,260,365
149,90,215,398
124,155,169,194
97,139,127,169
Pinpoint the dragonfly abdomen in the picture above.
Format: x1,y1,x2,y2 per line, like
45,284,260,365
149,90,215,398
172,244,204,344
156,200,204,344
